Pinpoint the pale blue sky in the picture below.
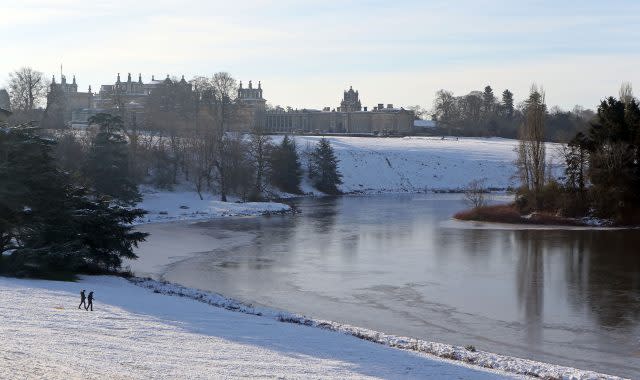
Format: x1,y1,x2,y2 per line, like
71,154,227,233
2,0,639,110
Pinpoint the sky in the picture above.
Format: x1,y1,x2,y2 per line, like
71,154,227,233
1,0,640,112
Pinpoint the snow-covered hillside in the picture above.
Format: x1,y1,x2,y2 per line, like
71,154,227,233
287,136,561,194
0,276,514,380
135,136,560,216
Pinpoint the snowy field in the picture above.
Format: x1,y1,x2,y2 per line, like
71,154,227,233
0,276,518,380
137,186,291,224
285,136,562,194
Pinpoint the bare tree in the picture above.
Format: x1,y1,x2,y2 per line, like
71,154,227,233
407,105,426,119
187,73,238,201
185,124,216,200
224,132,254,201
248,125,273,200
8,67,47,111
210,72,238,202
516,84,547,208
619,81,634,106
459,92,483,126
211,72,237,131
464,178,488,208
432,89,458,133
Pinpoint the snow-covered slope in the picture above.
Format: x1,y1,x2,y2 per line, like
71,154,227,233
0,276,514,380
137,136,560,209
287,136,561,194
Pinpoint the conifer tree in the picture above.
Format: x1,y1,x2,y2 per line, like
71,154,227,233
0,122,147,277
502,89,514,119
482,85,495,118
270,135,302,194
308,138,342,195
85,113,140,205
585,97,640,222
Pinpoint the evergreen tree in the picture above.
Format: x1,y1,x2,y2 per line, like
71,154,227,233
482,85,495,118
561,132,590,216
308,138,342,195
72,192,147,271
269,135,302,194
84,113,141,205
0,123,70,259
502,89,514,119
584,97,640,222
0,123,147,277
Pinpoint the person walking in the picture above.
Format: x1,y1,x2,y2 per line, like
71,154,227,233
78,290,86,310
85,291,94,311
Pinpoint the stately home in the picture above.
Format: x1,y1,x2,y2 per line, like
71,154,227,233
49,75,93,123
232,83,414,134
53,73,412,133
60,73,192,126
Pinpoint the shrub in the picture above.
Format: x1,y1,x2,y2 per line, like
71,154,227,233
454,204,523,223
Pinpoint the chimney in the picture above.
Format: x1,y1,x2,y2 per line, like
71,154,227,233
378,103,383,110
363,106,367,112
387,104,393,109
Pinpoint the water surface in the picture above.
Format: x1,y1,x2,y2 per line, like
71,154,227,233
133,194,640,378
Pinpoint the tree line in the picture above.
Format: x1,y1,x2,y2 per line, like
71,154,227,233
4,67,344,202
429,85,595,142
514,83,639,224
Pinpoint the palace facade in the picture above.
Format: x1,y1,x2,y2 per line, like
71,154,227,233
61,73,192,126
232,84,414,134
49,75,93,123
55,73,413,133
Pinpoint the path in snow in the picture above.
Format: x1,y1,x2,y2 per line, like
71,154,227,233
0,276,514,380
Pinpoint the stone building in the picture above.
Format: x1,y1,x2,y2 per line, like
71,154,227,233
56,74,412,134
0,89,11,122
49,75,93,124
256,84,414,134
69,73,192,127
338,86,362,112
230,80,266,131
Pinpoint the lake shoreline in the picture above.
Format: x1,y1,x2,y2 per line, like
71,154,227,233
452,203,630,228
0,275,517,379
128,275,623,380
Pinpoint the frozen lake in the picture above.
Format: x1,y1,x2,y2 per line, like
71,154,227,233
133,194,640,378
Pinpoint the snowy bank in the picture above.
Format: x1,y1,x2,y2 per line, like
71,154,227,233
131,278,622,380
136,186,291,224
138,137,560,209
282,136,562,194
0,276,515,380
